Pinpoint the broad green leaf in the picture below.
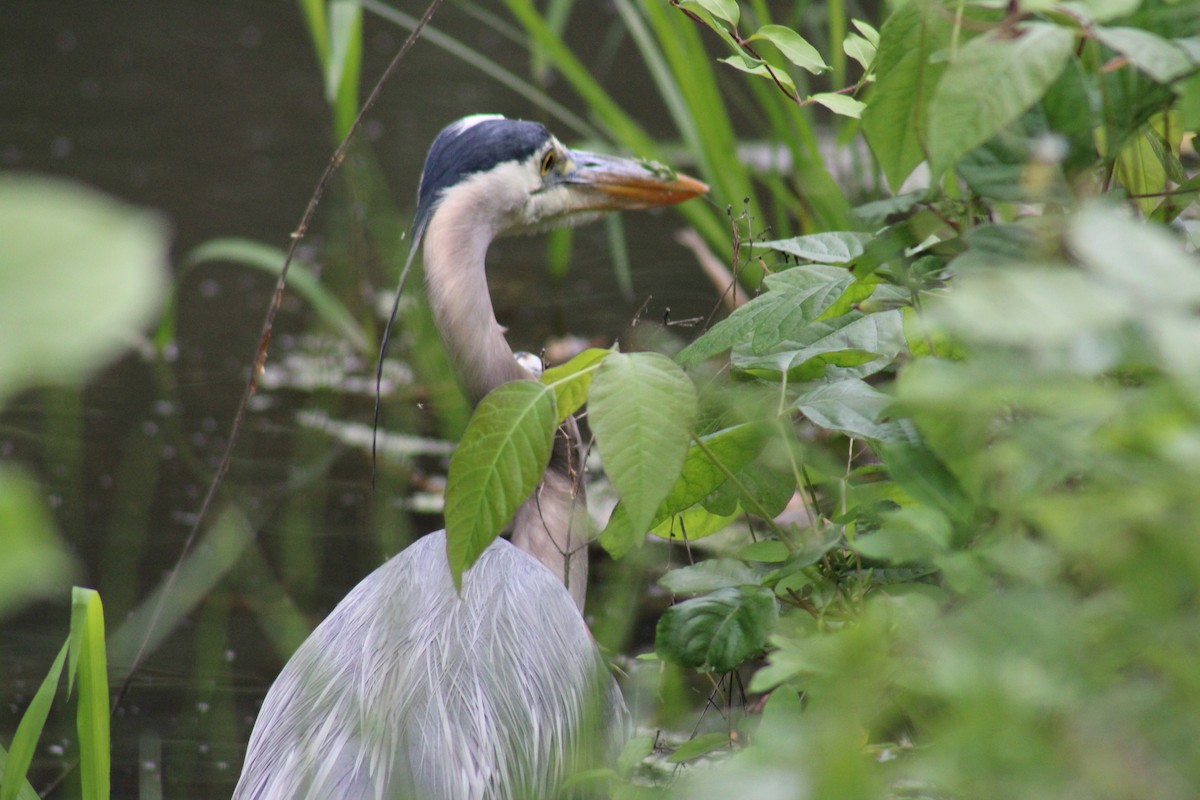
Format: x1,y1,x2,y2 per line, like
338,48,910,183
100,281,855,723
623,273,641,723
749,25,829,74
592,353,698,537
71,588,110,800
1060,0,1140,22
862,1,951,190
1,641,68,800
844,33,877,71
656,586,778,672
809,92,867,118
1069,205,1200,308
667,732,731,763
681,0,739,27
616,735,655,777
650,424,767,526
541,347,613,423
928,24,1075,177
876,440,976,533
677,266,856,366
1094,27,1194,84
651,504,741,540
731,309,905,382
719,54,797,94
0,176,169,403
0,468,76,617
445,381,557,585
793,378,905,441
185,238,368,353
739,539,791,563
659,558,761,594
759,232,871,263
854,507,952,564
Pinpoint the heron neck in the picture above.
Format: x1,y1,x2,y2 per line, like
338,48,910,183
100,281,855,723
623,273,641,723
422,205,529,405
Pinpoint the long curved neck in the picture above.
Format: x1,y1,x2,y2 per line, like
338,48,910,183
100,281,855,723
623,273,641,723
423,202,590,611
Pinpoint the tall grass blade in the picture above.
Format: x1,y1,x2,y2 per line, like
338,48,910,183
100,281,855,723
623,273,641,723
71,588,110,800
0,642,67,800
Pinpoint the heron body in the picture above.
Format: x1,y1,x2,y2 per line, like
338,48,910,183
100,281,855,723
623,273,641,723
233,116,706,800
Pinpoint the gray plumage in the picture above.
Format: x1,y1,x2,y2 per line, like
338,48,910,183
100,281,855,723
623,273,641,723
233,115,706,800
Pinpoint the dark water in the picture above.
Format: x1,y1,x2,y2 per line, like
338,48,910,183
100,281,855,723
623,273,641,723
1,3,719,797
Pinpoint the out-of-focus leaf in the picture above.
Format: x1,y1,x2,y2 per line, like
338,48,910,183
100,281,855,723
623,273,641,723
928,24,1075,176
1,640,68,800
666,732,731,763
853,507,952,564
0,468,76,618
656,586,778,672
0,176,169,402
660,559,761,594
1094,27,1194,84
592,353,698,537
445,381,556,585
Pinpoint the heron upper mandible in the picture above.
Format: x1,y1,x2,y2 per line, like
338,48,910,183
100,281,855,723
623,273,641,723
232,115,707,800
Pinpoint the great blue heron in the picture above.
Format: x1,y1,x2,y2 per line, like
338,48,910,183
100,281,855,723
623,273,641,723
232,115,706,799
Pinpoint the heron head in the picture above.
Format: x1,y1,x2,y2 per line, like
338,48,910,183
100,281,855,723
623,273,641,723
412,115,708,243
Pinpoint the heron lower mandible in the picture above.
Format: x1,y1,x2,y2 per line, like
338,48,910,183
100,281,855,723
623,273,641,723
232,115,707,800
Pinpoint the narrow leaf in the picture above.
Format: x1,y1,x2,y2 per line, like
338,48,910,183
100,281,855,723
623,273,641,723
1,642,68,800
681,0,739,27
591,353,698,536
72,588,110,800
444,381,557,585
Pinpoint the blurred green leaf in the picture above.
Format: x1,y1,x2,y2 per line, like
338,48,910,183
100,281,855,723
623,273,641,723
928,24,1075,177
1094,27,1195,84
0,468,76,618
680,0,739,27
667,731,731,763
0,176,169,402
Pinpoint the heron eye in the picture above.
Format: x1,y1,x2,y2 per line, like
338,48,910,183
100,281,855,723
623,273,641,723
540,149,557,176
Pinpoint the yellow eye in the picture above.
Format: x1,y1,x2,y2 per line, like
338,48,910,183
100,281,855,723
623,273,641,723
540,149,557,176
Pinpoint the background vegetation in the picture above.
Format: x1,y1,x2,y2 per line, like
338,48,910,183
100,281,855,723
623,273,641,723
2,0,1199,797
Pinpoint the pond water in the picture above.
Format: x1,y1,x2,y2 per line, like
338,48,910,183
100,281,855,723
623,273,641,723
1,3,723,796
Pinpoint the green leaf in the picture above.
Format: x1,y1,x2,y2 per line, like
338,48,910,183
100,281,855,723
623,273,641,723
656,586,778,672
719,54,797,94
651,424,766,526
1,641,68,800
843,33,877,71
677,265,856,366
1094,27,1195,84
759,232,871,263
666,732,731,763
739,539,791,563
809,92,867,118
0,746,42,800
184,238,369,353
854,507,952,564
651,504,741,541
616,734,655,777
0,468,76,617
71,588,110,800
445,381,557,585
659,558,761,594
730,309,905,382
680,0,739,27
0,176,169,403
749,25,829,74
592,353,698,537
541,347,613,423
793,379,905,441
853,19,881,47
928,24,1075,177
862,1,951,190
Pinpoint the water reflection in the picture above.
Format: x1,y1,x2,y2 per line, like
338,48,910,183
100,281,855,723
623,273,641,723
0,3,717,797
